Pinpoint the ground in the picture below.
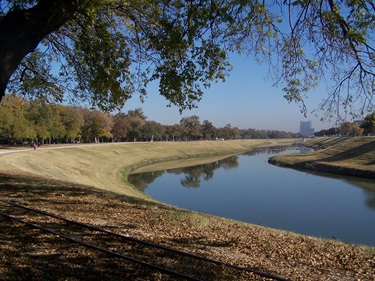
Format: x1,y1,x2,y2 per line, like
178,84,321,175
1,172,374,280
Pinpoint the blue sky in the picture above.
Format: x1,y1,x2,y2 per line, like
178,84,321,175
123,53,333,133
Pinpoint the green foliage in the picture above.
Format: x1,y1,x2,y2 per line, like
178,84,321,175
180,115,202,140
8,52,65,103
81,109,114,143
202,120,217,140
361,112,375,134
1,0,374,120
0,94,36,143
27,101,66,141
0,95,371,145
140,121,165,141
59,106,85,141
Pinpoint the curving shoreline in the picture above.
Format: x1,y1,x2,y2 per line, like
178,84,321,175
268,137,375,180
1,138,375,280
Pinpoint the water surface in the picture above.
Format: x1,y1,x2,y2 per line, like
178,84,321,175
129,148,375,246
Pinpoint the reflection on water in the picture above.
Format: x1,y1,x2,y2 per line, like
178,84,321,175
130,156,239,189
130,146,312,190
128,147,375,246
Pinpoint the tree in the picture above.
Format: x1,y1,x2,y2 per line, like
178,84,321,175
27,101,66,144
180,115,202,140
314,127,339,137
219,124,239,140
339,122,364,136
59,105,84,143
202,120,217,140
111,112,128,142
361,112,375,135
140,121,165,141
0,94,35,144
1,1,374,120
125,108,146,141
165,124,186,141
81,109,113,143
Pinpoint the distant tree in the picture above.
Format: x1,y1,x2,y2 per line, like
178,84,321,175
81,109,113,143
111,112,128,142
361,113,375,135
165,124,186,141
339,122,364,136
27,102,66,144
219,124,239,140
0,94,35,144
59,105,84,143
239,129,253,139
315,127,339,137
125,108,146,141
140,121,165,141
1,1,374,120
257,130,269,139
180,115,202,140
202,120,217,140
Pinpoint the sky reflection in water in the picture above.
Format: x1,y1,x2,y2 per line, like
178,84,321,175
129,148,375,246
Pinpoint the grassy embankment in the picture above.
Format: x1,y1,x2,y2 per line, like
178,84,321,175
269,136,375,179
1,138,375,280
0,139,286,198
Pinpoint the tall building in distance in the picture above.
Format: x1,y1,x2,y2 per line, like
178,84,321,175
300,121,315,136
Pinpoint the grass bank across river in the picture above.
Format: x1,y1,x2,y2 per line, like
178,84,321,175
269,137,375,179
1,139,374,280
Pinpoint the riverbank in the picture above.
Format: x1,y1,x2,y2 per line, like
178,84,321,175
0,140,282,198
1,139,374,280
268,137,375,179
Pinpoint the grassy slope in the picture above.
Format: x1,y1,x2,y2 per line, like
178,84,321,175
1,139,375,280
0,140,281,198
269,137,375,179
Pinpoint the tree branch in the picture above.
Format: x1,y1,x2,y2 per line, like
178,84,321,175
0,0,87,101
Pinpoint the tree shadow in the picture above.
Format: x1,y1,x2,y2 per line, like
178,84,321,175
319,140,375,164
0,172,260,280
1,221,168,280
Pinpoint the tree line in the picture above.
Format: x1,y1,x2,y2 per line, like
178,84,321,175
0,94,302,145
314,113,375,137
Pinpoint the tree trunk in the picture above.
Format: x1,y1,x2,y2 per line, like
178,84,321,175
0,0,83,102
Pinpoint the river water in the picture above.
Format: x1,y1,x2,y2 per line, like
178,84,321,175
128,147,375,246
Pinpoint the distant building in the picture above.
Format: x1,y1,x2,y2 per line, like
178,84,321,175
300,121,315,136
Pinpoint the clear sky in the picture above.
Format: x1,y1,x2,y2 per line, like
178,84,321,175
123,53,333,133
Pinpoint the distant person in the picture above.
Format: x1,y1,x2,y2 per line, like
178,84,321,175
33,143,37,150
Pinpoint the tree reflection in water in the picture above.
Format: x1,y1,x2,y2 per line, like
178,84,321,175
128,156,239,190
129,146,375,211
128,170,165,192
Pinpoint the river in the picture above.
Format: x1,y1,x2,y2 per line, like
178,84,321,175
128,147,375,247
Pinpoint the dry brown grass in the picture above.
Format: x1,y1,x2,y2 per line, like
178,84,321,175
0,140,277,197
1,173,374,280
1,139,375,280
269,137,375,179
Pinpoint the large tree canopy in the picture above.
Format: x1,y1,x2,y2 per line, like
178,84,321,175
0,0,374,120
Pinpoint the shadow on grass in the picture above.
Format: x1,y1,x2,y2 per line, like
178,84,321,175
0,172,259,281
0,217,161,280
0,172,163,209
319,140,375,164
